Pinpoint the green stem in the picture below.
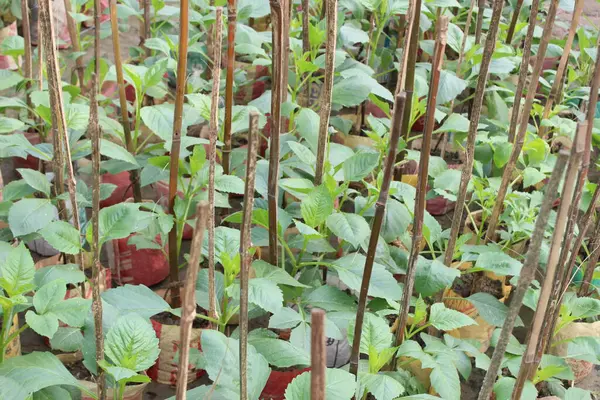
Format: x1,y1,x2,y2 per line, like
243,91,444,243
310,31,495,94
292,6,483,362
0,306,14,364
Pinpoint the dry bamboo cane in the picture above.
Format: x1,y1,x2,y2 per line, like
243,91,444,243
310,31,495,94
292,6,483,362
506,0,541,144
310,309,326,400
109,0,143,203
476,152,569,400
239,112,259,400
474,0,485,45
301,0,310,107
175,202,208,400
314,0,338,185
94,0,101,79
143,0,151,57
281,0,291,121
21,0,32,113
268,0,284,267
511,143,582,400
506,0,524,45
89,73,106,400
442,0,504,268
167,0,190,309
396,17,448,345
349,92,408,375
538,0,584,139
62,0,85,88
222,0,237,175
39,0,85,273
484,0,559,244
38,16,43,91
208,7,223,327
579,214,600,296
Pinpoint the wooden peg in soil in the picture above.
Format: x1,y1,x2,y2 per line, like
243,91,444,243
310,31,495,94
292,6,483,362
167,0,190,309
442,0,504,268
208,7,224,327
175,202,209,400
62,0,85,89
477,151,569,400
314,0,338,186
239,112,260,400
484,0,559,244
109,0,143,203
311,309,326,400
222,0,238,175
89,73,106,400
349,92,408,376
512,134,583,399
268,0,284,267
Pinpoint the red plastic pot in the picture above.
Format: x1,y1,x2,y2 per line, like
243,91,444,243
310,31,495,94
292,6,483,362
100,171,134,208
106,234,169,286
13,131,42,171
260,368,310,400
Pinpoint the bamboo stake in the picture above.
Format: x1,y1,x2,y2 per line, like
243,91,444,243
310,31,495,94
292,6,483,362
208,7,223,327
94,0,101,79
281,0,291,119
314,0,338,185
89,74,106,400
38,16,43,91
175,202,208,400
167,0,190,309
474,0,485,45
484,0,559,244
349,92,408,375
62,0,85,88
476,152,569,400
396,17,448,345
109,0,143,203
512,145,582,400
506,0,540,144
301,0,310,107
222,0,237,175
239,112,259,400
21,0,32,113
443,0,504,268
506,0,524,45
579,214,600,296
143,0,151,57
268,0,284,267
310,309,326,400
539,0,584,139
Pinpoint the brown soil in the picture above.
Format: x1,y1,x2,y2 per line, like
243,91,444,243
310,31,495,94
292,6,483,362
453,273,504,299
151,309,209,329
65,359,92,381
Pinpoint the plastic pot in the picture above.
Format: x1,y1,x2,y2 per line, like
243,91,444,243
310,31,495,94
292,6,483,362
260,368,310,400
79,379,148,400
100,171,134,208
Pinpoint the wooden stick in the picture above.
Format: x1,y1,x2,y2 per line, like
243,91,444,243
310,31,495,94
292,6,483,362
167,0,190,309
539,0,584,139
21,0,32,114
222,0,237,175
484,0,559,244
301,0,310,107
143,0,151,57
506,0,524,45
474,0,485,44
349,92,408,375
443,0,504,268
512,143,582,400
506,0,541,144
310,309,326,400
109,0,143,203
579,213,600,296
281,0,291,121
62,0,85,89
175,202,208,399
239,112,259,400
94,0,101,79
476,152,569,400
314,0,338,185
268,0,284,267
88,74,106,400
207,7,223,327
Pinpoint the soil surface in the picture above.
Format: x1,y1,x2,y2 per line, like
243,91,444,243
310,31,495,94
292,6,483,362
453,273,504,299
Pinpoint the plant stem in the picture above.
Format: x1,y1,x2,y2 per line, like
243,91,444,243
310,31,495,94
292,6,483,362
63,0,85,89
310,309,326,400
350,92,408,375
579,212,600,296
109,0,142,203
167,0,190,309
0,306,13,364
506,0,541,144
477,151,568,400
175,202,208,399
474,0,485,45
268,0,284,267
484,0,559,244
239,112,259,400
443,0,504,268
506,0,524,44
314,0,338,185
222,0,237,175
208,7,223,327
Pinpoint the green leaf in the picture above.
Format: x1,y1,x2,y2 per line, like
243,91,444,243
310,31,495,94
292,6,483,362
332,79,372,107
284,369,356,400
25,311,59,338
215,174,245,194
252,260,309,287
279,178,315,200
475,251,522,276
430,363,460,400
96,203,141,245
8,199,57,237
16,169,51,196
340,23,369,44
428,303,476,331
567,336,600,363
342,151,379,181
102,284,171,319
49,327,84,352
144,37,171,56
436,71,467,104
466,292,523,327
33,279,66,314
35,264,85,288
0,69,24,91
39,221,81,255
303,285,356,312
100,139,139,166
522,167,546,188
326,212,370,247
348,313,392,354
247,278,284,313
104,314,160,371
433,113,470,134
565,387,592,400
493,142,513,169
332,253,401,300
300,185,334,228
0,116,25,133
493,376,537,400
380,199,412,242
248,336,310,368
295,108,319,152
288,141,317,167
0,243,35,297
361,373,405,400
414,259,460,297
570,297,600,318
0,376,29,400
269,307,304,329
50,298,92,328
